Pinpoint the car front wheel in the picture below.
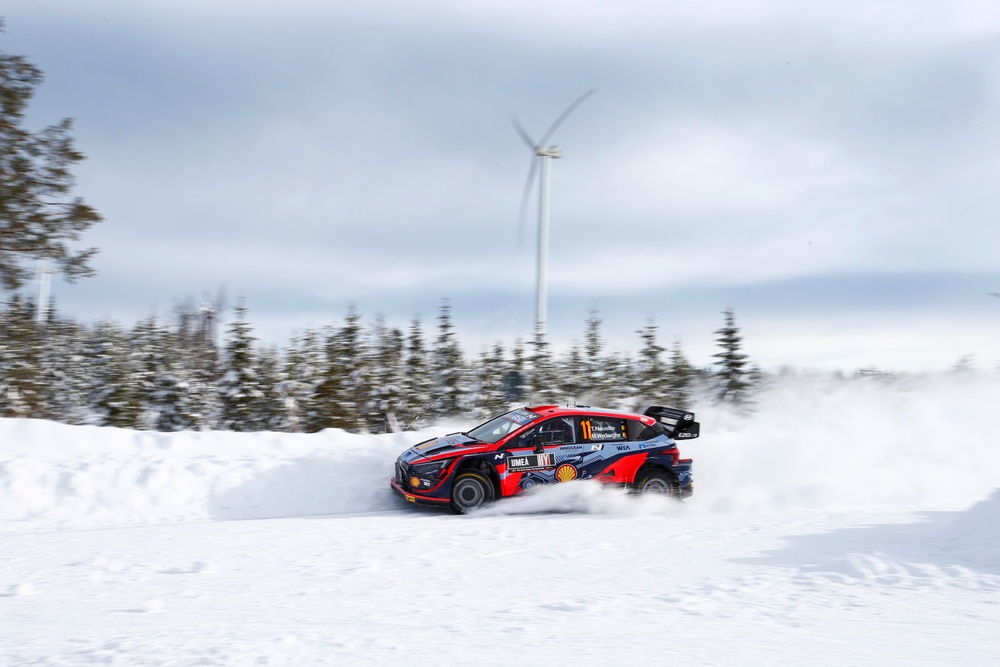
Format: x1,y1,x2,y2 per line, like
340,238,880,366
450,470,494,514
634,469,677,497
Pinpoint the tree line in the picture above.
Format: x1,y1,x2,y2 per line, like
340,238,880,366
0,297,755,432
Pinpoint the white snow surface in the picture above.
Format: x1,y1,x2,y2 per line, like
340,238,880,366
2,372,999,665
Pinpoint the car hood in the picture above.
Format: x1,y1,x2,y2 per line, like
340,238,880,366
399,433,482,463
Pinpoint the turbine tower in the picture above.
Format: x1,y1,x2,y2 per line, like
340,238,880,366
513,89,596,337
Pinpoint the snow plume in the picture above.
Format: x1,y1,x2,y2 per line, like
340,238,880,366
694,370,1000,514
1,372,998,531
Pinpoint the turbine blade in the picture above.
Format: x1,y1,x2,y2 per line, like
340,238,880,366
539,88,597,147
517,156,539,250
511,115,537,148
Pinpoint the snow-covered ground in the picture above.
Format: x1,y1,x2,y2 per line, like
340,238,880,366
2,372,999,665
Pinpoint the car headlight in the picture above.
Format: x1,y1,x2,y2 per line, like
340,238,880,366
409,459,454,488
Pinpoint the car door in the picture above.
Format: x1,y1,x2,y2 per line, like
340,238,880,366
498,417,577,494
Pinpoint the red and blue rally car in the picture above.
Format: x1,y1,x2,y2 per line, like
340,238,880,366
390,404,698,513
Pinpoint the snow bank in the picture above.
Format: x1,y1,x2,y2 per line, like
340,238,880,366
0,421,455,532
1,372,998,531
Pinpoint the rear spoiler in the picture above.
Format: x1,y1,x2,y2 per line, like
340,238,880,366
643,406,700,440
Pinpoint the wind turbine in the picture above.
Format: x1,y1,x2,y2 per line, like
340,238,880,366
513,89,596,338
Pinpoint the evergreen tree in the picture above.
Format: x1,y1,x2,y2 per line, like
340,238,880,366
528,330,560,405
313,308,365,431
281,328,323,432
398,317,432,428
431,300,464,416
582,309,609,403
634,319,667,409
40,314,91,424
0,21,102,291
713,307,751,404
128,316,165,429
506,337,527,404
218,300,263,431
476,342,509,417
367,316,406,433
0,296,44,417
253,345,285,431
560,343,586,404
89,321,143,427
664,339,694,410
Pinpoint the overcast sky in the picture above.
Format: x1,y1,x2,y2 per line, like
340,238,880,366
4,0,1000,371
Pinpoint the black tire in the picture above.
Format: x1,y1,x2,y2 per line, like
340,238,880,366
450,470,494,514
634,468,677,497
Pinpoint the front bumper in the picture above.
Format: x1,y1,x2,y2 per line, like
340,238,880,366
389,478,451,507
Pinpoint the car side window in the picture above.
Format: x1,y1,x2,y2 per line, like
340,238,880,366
509,417,575,448
578,416,628,442
628,419,660,440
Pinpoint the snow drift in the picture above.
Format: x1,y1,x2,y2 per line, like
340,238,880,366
1,371,998,532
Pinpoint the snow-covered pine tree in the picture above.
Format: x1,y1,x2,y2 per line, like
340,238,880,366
280,328,324,432
128,316,164,429
254,345,285,431
634,318,667,410
367,316,406,433
475,341,509,418
0,296,45,418
505,337,527,404
218,300,264,431
431,300,464,417
583,309,609,404
528,330,560,405
560,343,586,404
713,307,751,404
664,339,694,410
399,317,433,428
313,308,365,431
40,313,91,424
89,321,143,427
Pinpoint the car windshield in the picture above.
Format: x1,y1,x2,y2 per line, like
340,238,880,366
467,408,542,444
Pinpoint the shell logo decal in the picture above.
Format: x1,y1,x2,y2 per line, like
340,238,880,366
555,464,578,483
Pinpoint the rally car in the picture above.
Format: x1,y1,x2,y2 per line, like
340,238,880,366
390,404,698,513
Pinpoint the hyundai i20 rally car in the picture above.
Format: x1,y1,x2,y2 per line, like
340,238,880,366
390,405,699,514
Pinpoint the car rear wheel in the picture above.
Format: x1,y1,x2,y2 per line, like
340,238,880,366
634,469,677,496
450,470,494,514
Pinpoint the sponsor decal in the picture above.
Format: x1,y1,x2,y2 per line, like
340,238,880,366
555,464,578,482
590,444,604,451
409,476,421,488
415,438,440,452
506,453,556,471
507,409,541,425
580,419,627,442
562,445,583,451
638,442,657,449
616,444,631,452
405,494,416,502
494,453,505,460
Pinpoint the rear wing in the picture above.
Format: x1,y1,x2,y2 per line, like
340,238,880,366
643,406,700,440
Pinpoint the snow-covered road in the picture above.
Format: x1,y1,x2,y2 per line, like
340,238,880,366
2,372,999,665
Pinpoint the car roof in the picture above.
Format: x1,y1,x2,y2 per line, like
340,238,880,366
523,404,655,425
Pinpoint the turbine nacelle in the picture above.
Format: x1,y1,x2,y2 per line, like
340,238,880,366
536,146,562,159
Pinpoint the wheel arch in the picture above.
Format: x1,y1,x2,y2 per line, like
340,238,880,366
455,456,502,499
633,462,679,490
